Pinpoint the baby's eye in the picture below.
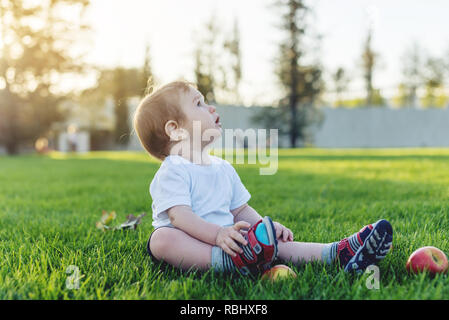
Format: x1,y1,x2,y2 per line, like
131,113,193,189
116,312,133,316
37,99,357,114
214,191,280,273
197,97,205,107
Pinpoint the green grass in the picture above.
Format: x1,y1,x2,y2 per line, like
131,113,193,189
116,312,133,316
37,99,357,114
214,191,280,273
1,148,449,299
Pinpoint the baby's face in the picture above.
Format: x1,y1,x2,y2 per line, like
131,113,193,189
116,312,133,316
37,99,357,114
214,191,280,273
178,86,222,142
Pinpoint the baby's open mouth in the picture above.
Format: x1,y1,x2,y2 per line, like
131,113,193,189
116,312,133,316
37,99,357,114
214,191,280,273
215,116,220,124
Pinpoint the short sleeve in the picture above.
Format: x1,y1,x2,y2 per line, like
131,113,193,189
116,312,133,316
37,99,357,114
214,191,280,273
150,164,191,217
227,163,251,210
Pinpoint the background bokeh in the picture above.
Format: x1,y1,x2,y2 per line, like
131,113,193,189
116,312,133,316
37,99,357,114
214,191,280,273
1,0,449,155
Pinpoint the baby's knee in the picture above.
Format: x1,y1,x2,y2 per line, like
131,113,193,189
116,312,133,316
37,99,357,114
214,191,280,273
149,227,176,260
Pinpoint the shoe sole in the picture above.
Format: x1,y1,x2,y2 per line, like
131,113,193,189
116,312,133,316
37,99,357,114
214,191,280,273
262,216,279,264
344,219,393,274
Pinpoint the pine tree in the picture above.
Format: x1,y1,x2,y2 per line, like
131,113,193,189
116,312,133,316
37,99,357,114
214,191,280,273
273,0,323,147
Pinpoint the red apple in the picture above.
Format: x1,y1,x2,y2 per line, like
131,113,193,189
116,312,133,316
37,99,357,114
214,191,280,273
261,264,297,281
406,246,449,275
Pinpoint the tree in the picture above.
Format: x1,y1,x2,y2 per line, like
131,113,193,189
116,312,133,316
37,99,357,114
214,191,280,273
251,104,290,138
141,42,154,97
270,0,323,147
79,45,154,146
77,57,154,149
194,17,220,103
83,66,151,146
361,27,379,106
223,18,243,104
0,0,90,154
396,43,424,108
193,16,243,105
392,83,410,108
332,67,350,107
194,46,215,104
77,84,113,132
112,67,131,145
421,57,446,108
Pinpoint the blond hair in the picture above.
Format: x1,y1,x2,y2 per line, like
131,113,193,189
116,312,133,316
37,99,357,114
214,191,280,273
133,80,194,160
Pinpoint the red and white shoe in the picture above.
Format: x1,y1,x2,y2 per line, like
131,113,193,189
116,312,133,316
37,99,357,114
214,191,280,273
231,216,279,276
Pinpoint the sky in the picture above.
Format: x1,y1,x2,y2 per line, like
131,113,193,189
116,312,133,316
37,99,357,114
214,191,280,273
81,0,449,105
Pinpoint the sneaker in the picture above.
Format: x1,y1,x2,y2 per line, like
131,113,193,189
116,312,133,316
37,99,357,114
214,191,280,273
231,216,278,276
343,219,393,273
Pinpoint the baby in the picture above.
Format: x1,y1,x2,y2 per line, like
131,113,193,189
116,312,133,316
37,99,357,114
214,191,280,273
133,80,393,276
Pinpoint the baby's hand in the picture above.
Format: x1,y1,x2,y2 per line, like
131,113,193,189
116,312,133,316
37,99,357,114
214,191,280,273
215,221,250,257
273,221,294,242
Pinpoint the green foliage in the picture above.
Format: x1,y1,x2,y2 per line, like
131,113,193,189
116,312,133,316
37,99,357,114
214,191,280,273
360,27,381,106
193,16,242,104
391,83,411,108
272,0,324,147
2,149,449,299
112,67,131,145
420,57,448,108
251,106,290,137
194,46,215,103
332,67,350,107
141,43,154,97
223,19,242,103
336,89,386,108
78,61,153,144
397,42,423,108
0,0,90,154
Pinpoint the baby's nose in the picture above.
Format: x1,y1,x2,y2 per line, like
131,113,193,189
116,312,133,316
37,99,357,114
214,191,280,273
208,105,216,113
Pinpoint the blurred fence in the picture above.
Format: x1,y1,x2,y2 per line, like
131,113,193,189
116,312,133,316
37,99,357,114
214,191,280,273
126,104,449,150
312,107,449,148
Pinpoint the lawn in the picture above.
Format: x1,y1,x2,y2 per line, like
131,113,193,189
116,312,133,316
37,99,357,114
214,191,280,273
1,148,449,299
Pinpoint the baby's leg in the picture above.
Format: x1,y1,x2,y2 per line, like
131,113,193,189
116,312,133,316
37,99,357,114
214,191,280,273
149,227,212,271
276,219,393,273
277,241,327,264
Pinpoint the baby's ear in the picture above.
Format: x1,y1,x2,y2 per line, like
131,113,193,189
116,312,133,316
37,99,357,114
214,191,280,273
165,120,187,141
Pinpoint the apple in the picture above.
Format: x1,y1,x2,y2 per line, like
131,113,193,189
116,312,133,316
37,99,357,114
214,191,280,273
406,246,448,275
261,264,297,281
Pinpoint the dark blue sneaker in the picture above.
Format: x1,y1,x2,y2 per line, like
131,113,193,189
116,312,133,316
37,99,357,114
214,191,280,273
344,219,393,273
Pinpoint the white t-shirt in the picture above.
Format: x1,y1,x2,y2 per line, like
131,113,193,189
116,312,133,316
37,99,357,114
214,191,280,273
149,155,251,228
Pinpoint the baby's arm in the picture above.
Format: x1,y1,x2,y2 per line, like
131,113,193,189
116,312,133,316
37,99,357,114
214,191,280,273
231,203,262,226
231,203,294,242
167,205,249,256
167,205,221,245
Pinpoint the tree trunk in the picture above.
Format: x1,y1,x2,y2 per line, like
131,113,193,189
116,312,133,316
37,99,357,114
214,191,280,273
287,0,300,148
3,88,19,155
289,94,298,148
5,141,18,155
289,48,299,148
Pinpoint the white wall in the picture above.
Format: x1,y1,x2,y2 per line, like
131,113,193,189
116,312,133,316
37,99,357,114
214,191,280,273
127,102,449,150
312,107,449,148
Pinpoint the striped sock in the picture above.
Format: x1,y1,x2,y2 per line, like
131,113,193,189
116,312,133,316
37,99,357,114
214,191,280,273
211,246,236,273
321,224,374,266
211,245,256,273
321,242,338,265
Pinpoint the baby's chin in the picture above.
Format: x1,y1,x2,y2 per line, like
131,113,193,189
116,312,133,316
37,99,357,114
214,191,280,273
202,127,222,146
205,126,222,136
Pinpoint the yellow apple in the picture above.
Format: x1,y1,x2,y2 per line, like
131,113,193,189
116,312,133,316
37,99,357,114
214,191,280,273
261,264,297,281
